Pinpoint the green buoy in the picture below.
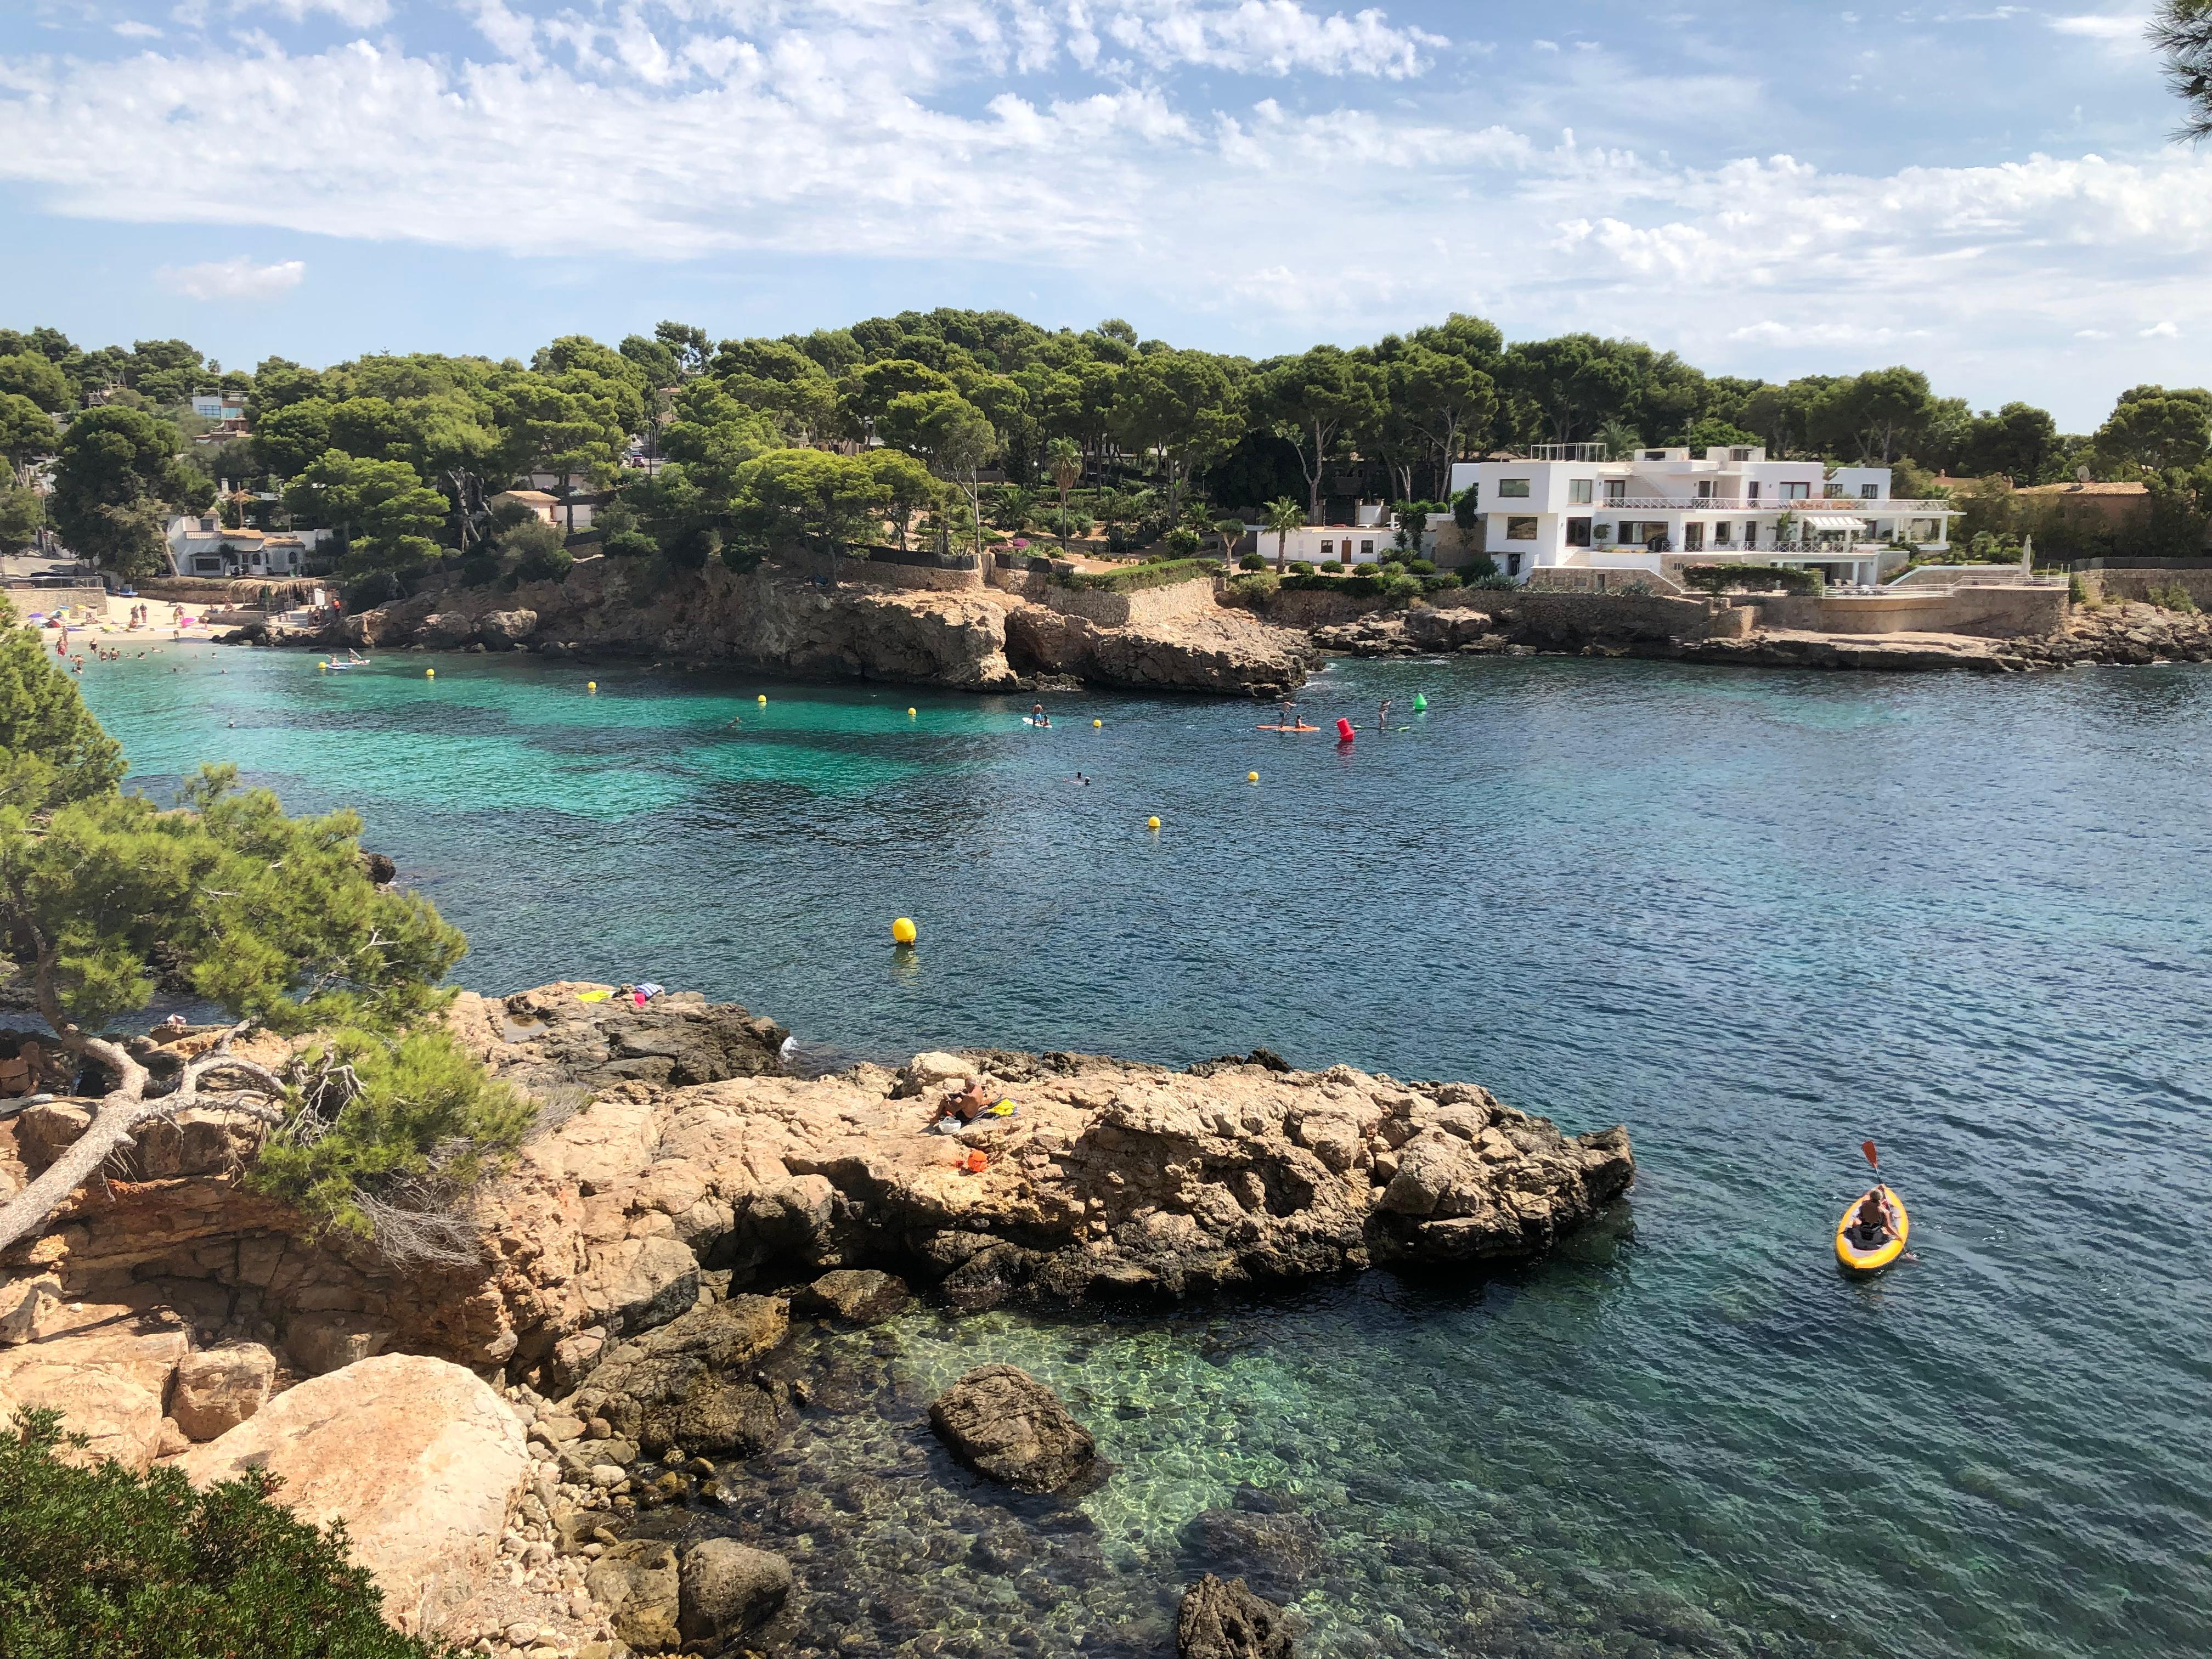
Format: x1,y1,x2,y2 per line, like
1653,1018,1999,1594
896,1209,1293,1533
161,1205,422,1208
1412,693,1428,712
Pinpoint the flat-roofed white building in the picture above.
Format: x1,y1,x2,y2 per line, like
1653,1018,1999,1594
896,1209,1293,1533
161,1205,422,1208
1448,444,1956,587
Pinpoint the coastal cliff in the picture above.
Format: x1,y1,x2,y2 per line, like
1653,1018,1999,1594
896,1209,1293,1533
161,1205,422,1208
306,558,1314,698
0,985,1633,1654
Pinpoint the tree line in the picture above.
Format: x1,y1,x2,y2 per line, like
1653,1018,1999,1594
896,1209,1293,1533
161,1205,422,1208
4,312,2208,588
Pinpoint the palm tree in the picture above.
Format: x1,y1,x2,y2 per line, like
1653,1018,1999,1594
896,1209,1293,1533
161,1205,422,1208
1044,437,1082,549
1262,497,1304,571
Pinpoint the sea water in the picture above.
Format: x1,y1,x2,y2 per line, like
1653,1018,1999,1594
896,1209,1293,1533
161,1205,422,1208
76,645,2212,1657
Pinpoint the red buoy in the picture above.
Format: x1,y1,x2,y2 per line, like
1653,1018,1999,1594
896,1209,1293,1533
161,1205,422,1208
1335,717,1355,741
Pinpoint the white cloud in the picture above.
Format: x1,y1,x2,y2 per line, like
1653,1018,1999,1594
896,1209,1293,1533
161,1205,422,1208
193,0,396,23
114,20,164,38
2047,13,2150,41
1102,2,1447,78
2076,328,2115,338
156,257,308,300
2140,319,2179,336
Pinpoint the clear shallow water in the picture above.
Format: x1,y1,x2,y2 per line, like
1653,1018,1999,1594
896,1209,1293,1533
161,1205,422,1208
76,644,2212,1658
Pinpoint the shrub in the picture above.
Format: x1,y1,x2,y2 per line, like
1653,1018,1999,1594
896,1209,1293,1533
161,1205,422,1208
343,570,398,611
1318,560,1343,574
1238,552,1267,572
2147,580,2200,613
1421,572,1463,592
1163,526,1203,556
458,553,500,588
1227,571,1280,599
514,545,573,585
1679,562,1823,596
2068,571,2090,606
1407,558,1437,575
1380,559,1407,575
1288,560,1314,575
1056,557,1218,595
249,1027,535,1260
602,528,658,560
0,1408,438,1657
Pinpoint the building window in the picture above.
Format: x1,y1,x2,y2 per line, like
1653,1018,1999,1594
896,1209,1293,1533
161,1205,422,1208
1505,516,1539,541
1746,482,1762,504
1731,448,1755,461
1696,481,1713,500
1566,517,1593,547
1714,522,1734,547
1644,450,1667,461
1605,480,1627,505
1360,540,1374,556
1506,554,1522,578
1569,478,1594,504
1685,522,1706,552
1320,541,1333,557
1498,478,1531,498
1823,484,1844,499
1861,483,1880,499
1781,482,1809,500
1743,523,1758,550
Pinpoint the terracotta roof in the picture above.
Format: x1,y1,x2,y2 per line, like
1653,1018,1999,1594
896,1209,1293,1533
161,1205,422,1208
493,489,559,504
2016,481,2148,496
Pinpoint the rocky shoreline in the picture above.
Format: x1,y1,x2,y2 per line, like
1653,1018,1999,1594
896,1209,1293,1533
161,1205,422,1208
0,986,1633,1657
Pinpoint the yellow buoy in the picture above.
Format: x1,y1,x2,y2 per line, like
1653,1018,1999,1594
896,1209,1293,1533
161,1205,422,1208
907,707,917,717
1093,718,1103,727
1248,771,1260,783
891,916,918,945
1147,816,1161,831
587,680,598,692
425,668,435,678
757,693,768,704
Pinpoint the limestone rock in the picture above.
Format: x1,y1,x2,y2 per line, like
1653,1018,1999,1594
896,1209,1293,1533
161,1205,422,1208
478,608,539,650
585,1539,681,1653
792,1269,909,1324
178,1352,529,1634
928,1363,1097,1492
285,1310,393,1376
678,1538,792,1641
170,1341,276,1441
0,1354,165,1469
569,1295,789,1457
1177,1575,1294,1659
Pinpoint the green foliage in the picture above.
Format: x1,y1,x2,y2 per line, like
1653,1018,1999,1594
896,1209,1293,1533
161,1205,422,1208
1238,552,1267,572
1055,557,1217,594
48,406,202,577
1318,559,1343,573
2155,0,2212,139
0,352,71,414
344,570,399,611
1679,563,1825,596
248,1026,533,1240
1288,560,1314,575
1406,558,1437,575
2094,386,2211,473
601,527,658,560
283,451,448,573
0,765,464,1033
0,1408,441,1659
0,594,126,812
1421,572,1463,592
2146,580,2201,613
2068,571,2089,606
0,480,43,555
1163,525,1203,556
1451,486,1480,534
458,552,501,588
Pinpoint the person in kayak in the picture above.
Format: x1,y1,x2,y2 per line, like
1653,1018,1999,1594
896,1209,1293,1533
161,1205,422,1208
1844,1189,1894,1251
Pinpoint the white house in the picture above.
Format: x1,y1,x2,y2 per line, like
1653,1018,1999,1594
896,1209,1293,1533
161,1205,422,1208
162,515,329,578
494,487,598,532
189,392,247,424
1244,503,1443,566
1447,445,1956,587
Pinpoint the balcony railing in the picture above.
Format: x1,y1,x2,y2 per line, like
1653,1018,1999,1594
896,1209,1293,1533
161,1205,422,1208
1593,496,1955,512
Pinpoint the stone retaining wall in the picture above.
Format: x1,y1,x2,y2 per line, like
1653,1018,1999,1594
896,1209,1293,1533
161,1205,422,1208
2080,568,2212,608
1504,589,1741,644
991,568,1223,628
1747,584,2066,638
2,583,108,615
839,558,985,595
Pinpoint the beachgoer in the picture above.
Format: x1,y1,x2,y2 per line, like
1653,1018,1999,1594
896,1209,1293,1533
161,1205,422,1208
1030,701,1049,727
1847,1189,1893,1250
1378,698,1393,731
933,1077,995,1127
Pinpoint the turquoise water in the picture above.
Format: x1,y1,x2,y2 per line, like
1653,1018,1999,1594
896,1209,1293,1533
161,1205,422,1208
76,644,2212,1657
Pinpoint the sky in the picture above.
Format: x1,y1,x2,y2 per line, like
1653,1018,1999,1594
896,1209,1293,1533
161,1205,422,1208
0,1,2203,431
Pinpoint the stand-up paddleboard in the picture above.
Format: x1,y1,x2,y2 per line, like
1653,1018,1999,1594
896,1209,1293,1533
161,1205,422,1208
1256,724,1322,732
1022,716,1052,727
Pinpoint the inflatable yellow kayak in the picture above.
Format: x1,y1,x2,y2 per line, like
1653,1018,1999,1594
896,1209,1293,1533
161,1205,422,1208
1835,1185,1909,1272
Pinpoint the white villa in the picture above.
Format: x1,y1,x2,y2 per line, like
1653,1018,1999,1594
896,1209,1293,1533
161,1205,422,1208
162,514,330,578
1448,445,1957,587
1245,502,1442,566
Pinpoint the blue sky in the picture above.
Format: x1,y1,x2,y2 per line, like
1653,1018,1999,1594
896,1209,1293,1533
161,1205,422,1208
0,1,2202,429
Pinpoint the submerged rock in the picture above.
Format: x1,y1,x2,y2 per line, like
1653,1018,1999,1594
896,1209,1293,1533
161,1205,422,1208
793,1268,910,1324
928,1363,1098,1493
678,1538,792,1641
585,1538,681,1652
1178,1574,1294,1659
567,1295,791,1458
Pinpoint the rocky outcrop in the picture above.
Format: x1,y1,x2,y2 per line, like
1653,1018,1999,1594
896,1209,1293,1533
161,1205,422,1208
585,1538,682,1652
1313,605,1499,657
928,1363,1098,1492
565,1294,790,1456
0,1299,192,1469
178,1352,531,1634
6,988,1633,1406
328,556,1311,696
1177,1575,1295,1659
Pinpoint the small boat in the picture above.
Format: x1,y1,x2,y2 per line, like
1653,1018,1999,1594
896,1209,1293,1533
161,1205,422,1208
1835,1184,1909,1273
